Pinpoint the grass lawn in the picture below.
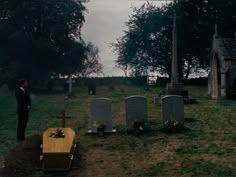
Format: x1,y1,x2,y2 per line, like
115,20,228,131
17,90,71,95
0,85,235,177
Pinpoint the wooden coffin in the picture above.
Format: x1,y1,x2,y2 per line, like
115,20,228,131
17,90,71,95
42,128,75,171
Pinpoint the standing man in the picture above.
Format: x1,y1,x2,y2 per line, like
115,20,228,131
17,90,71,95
16,79,31,143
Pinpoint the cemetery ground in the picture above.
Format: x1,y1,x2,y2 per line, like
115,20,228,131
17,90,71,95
0,85,235,177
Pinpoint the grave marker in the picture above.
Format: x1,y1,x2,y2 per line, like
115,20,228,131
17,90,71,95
57,111,71,128
161,95,184,130
88,98,116,134
125,96,149,130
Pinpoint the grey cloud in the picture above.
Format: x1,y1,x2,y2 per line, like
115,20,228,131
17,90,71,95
81,0,162,76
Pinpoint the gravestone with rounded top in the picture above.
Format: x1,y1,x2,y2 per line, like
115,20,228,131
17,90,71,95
88,98,116,133
125,96,148,130
161,95,184,129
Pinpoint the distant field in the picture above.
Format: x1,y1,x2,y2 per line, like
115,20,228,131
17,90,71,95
0,85,235,177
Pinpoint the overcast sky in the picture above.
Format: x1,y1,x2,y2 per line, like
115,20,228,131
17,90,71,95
81,0,166,77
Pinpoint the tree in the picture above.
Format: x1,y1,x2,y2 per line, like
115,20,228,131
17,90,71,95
112,3,175,78
80,42,103,77
0,0,88,88
177,0,236,79
112,1,236,80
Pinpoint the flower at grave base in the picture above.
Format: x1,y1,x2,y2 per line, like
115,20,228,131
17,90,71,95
164,119,179,129
132,119,145,131
173,120,179,127
93,120,106,129
139,125,144,131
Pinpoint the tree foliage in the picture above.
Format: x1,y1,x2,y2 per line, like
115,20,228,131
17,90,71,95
113,3,172,77
177,0,236,79
112,0,236,79
0,0,90,87
80,42,103,77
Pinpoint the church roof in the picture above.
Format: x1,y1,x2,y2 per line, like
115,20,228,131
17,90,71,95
214,38,236,60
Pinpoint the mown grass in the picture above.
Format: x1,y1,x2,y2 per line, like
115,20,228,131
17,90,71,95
0,85,236,177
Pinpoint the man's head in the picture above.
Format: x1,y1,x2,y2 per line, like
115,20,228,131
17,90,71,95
19,79,28,89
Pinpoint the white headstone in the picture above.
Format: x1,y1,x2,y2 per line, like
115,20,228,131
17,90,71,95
125,96,148,130
161,95,184,129
88,98,115,133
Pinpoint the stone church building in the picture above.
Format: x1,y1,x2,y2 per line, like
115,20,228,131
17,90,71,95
208,30,236,99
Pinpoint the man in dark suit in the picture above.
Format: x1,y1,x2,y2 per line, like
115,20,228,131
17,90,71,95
16,79,31,143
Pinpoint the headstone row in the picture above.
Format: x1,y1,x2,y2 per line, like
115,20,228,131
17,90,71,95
88,95,184,134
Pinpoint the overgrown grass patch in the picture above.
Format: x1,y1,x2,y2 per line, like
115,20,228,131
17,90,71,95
0,86,235,177
181,159,236,176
